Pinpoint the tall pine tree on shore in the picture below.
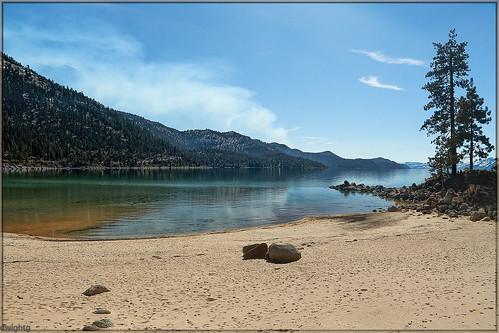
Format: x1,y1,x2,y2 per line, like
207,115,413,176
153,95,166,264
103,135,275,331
422,29,469,176
456,78,494,170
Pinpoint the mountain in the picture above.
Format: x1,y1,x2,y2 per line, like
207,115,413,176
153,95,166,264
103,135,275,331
404,162,430,169
459,157,497,171
2,53,406,170
270,143,408,170
2,55,195,168
405,158,496,171
2,54,320,169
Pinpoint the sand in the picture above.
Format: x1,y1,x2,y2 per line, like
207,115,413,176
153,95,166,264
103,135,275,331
2,211,496,331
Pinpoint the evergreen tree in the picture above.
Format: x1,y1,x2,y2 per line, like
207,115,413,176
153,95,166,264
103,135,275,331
428,136,451,176
456,78,494,170
422,29,470,176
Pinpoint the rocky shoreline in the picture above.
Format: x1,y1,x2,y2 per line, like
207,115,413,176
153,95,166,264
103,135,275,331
330,172,497,221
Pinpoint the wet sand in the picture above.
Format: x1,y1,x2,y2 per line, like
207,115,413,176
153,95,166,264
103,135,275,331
2,211,496,330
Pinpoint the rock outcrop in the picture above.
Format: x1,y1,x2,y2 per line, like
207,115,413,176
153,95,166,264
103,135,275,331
330,171,497,221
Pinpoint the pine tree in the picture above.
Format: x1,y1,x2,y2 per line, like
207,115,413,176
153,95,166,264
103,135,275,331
428,136,451,175
456,78,494,170
422,29,470,176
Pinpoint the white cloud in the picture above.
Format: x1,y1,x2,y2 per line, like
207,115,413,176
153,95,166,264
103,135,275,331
359,76,404,91
4,23,291,144
352,49,425,66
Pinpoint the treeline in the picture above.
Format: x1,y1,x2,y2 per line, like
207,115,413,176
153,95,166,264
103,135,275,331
422,29,494,174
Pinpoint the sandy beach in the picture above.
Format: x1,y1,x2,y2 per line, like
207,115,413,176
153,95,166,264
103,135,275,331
2,211,496,331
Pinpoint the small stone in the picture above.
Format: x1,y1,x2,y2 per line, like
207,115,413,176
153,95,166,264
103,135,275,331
82,325,99,331
93,308,111,314
387,206,399,212
470,209,487,222
83,285,110,297
92,319,113,328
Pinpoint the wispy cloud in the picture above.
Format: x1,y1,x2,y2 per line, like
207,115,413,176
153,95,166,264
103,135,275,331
359,76,404,91
352,49,425,67
293,136,338,153
4,23,292,144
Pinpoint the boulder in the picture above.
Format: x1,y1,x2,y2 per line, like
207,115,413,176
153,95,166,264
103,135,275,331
387,206,399,212
470,209,487,222
441,189,454,204
92,319,113,328
242,243,268,260
266,243,301,264
83,285,110,296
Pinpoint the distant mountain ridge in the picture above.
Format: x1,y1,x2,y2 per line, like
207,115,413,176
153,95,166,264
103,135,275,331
404,157,496,171
2,53,407,170
270,143,408,170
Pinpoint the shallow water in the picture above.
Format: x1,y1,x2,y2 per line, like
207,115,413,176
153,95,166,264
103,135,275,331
2,168,429,239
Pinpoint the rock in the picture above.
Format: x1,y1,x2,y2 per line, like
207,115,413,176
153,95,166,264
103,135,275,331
93,308,111,314
242,243,268,260
343,180,350,186
481,216,491,221
83,285,110,296
448,211,459,218
441,189,454,204
92,319,113,328
459,203,469,210
452,195,464,205
470,209,487,222
387,206,399,212
82,325,99,331
266,243,301,264
437,204,448,213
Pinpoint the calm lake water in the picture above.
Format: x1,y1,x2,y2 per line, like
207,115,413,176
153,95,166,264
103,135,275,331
3,168,430,239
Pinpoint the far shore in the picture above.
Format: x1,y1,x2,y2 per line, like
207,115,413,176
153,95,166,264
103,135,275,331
3,211,496,330
1,164,214,172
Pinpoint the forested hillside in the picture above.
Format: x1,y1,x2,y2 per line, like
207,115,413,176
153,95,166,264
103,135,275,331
1,54,322,169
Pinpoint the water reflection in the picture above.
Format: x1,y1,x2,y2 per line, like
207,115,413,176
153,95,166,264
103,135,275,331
3,168,430,239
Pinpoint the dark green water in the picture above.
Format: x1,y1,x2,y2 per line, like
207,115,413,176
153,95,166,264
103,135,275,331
2,168,429,239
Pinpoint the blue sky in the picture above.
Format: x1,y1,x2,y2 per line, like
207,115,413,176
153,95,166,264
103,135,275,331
3,3,496,162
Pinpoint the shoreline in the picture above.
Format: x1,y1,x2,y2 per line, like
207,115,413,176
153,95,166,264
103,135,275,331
2,212,380,242
3,211,496,330
1,164,329,172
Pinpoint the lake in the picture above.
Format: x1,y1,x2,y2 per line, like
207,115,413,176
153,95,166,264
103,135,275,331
2,168,430,239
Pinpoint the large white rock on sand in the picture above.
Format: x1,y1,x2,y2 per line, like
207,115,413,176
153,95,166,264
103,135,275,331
266,243,301,264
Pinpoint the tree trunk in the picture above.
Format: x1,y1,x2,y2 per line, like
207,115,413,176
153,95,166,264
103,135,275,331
449,54,457,176
470,130,474,171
